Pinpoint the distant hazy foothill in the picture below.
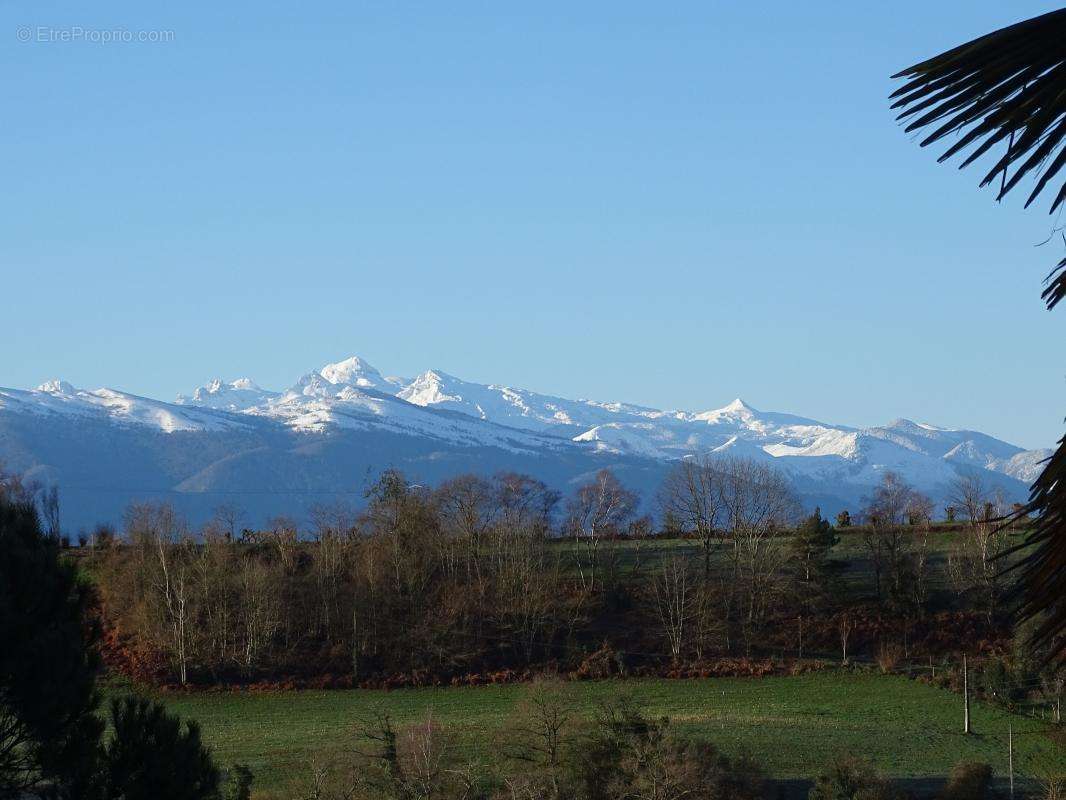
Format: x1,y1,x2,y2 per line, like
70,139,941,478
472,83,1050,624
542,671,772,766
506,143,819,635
0,355,1049,529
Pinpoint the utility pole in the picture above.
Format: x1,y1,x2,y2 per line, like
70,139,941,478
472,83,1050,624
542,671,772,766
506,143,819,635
1008,721,1014,800
963,655,971,734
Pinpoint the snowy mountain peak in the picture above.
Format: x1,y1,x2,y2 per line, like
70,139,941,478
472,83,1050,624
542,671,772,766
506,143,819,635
318,356,385,388
724,398,754,413
398,370,464,407
693,397,758,422
180,377,264,400
36,379,76,395
178,377,277,411
410,369,453,386
289,372,333,398
885,418,950,434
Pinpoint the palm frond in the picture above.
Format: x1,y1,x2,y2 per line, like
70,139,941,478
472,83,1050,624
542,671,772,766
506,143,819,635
892,10,1066,667
1010,436,1066,666
891,11,1066,310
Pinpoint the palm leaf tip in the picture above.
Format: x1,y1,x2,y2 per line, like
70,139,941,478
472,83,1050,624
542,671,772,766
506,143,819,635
1044,256,1066,311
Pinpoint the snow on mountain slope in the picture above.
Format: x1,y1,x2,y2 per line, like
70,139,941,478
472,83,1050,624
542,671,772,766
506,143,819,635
552,398,853,466
783,431,960,487
173,358,565,454
870,418,1019,459
176,378,278,411
255,382,560,454
318,356,390,389
277,356,412,400
1,354,1050,505
998,449,1054,483
398,369,668,434
0,381,243,433
694,398,816,427
690,399,849,452
388,369,1048,493
397,383,855,462
763,429,860,460
573,423,675,458
397,371,481,414
863,418,1047,483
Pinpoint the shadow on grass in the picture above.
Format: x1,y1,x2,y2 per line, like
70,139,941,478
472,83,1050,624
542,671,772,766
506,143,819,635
770,776,1040,800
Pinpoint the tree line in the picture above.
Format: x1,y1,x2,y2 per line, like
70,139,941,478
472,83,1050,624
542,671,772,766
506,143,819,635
45,457,1034,688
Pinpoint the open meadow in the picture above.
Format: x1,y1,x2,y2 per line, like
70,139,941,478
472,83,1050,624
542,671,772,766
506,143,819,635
143,672,1064,798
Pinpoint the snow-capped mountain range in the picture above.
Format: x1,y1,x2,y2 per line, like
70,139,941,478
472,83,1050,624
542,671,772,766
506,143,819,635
0,355,1050,529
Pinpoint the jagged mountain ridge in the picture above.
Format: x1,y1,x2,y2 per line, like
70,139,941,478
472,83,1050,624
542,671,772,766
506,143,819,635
0,354,1050,529
165,360,1041,482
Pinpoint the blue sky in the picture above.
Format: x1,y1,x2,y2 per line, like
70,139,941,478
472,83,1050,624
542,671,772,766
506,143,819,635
3,1,1063,449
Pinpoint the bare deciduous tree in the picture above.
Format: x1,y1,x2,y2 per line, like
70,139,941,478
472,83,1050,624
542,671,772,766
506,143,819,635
650,553,695,663
39,485,60,541
948,517,1011,623
862,472,933,612
0,462,39,505
715,458,800,652
309,502,358,643
211,503,246,540
565,469,637,593
194,527,235,669
125,501,195,684
237,557,282,671
839,615,853,665
658,456,725,580
948,472,991,527
504,677,574,798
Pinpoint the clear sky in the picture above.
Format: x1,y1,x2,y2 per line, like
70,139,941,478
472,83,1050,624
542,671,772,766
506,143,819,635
3,1,1063,449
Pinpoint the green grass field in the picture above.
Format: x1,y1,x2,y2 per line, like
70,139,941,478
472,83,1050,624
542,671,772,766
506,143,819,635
141,673,1063,798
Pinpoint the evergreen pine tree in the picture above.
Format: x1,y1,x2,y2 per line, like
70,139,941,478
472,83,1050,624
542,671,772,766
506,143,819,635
789,508,843,626
102,696,221,800
791,508,839,584
0,494,104,798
